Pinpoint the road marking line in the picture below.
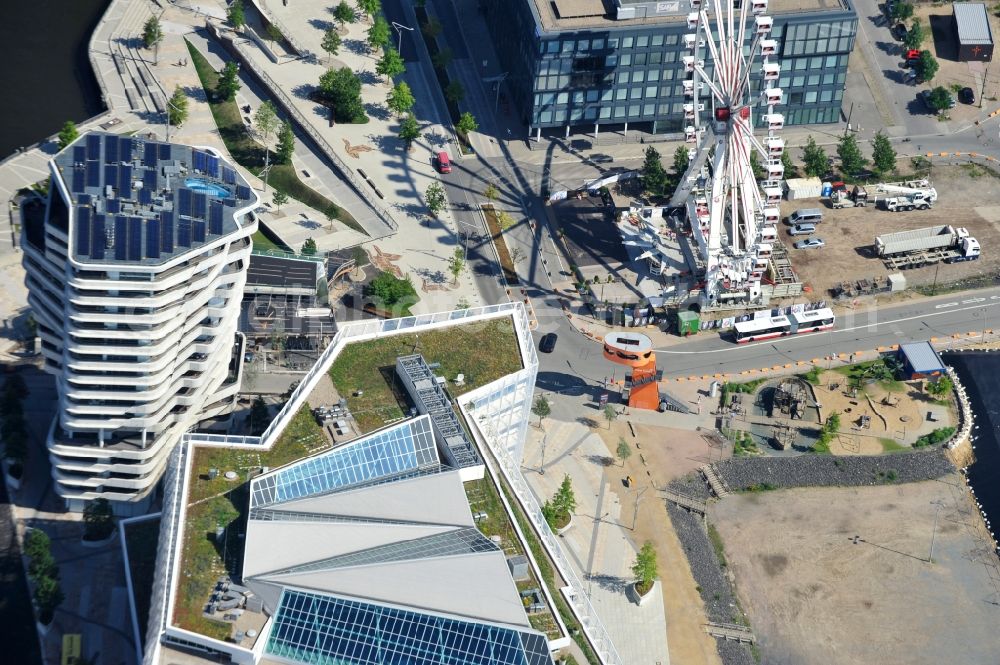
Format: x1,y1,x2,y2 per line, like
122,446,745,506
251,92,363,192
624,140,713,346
935,302,960,309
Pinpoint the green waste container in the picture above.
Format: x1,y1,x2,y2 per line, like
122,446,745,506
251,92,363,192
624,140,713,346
676,310,700,336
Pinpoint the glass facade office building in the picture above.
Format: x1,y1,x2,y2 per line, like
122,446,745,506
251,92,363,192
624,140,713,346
483,0,858,135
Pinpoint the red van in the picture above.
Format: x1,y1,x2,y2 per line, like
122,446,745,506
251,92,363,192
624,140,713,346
436,151,451,174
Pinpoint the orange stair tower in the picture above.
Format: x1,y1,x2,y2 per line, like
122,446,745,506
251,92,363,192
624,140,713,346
602,332,661,411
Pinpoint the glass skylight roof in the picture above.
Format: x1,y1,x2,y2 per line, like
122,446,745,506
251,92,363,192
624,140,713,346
251,417,438,508
266,590,553,665
263,527,499,577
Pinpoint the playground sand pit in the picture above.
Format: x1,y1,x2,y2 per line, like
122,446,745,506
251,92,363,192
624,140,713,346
808,368,955,453
709,478,1000,665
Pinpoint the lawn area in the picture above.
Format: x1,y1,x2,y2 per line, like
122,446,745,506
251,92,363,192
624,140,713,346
124,517,161,649
251,228,290,253
880,437,908,453
328,317,522,433
173,404,326,637
184,39,365,235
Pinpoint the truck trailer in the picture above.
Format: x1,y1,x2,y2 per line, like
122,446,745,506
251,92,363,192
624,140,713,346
874,225,980,269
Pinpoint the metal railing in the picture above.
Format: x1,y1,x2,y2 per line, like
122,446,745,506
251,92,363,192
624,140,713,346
251,247,325,262
222,32,399,237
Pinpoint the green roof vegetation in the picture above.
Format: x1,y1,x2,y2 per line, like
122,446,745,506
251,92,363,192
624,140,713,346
173,404,326,638
329,317,522,433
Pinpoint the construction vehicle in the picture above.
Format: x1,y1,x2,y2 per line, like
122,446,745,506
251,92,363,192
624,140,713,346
831,185,870,208
875,225,981,269
873,179,938,203
877,193,933,212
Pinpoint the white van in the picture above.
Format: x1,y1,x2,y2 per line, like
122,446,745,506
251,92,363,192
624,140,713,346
787,208,824,225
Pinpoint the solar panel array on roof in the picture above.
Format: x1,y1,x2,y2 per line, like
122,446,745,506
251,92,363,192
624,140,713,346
77,194,91,205
193,220,206,243
206,155,219,178
222,166,236,184
177,219,191,247
73,146,86,165
146,218,160,259
86,161,100,188
209,200,224,235
192,150,207,172
105,135,118,164
236,185,251,200
178,188,191,216
91,214,105,260
143,142,158,167
128,217,142,261
71,168,85,194
114,216,127,260
119,136,133,160
139,188,152,205
118,165,132,199
86,134,101,160
158,143,171,161
76,207,91,255
106,198,120,214
192,192,207,219
142,169,157,191
104,164,116,186
160,211,174,254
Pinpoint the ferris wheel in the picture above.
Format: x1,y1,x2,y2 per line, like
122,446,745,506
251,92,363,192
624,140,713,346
680,0,784,307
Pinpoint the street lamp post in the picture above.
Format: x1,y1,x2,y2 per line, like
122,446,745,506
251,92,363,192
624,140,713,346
483,72,508,112
164,99,183,143
391,21,414,58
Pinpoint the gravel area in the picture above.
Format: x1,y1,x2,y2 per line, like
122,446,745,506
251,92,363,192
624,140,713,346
668,503,755,665
667,472,713,502
713,449,953,491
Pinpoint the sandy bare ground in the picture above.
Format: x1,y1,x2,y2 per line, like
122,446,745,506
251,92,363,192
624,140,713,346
710,477,1000,665
784,165,1000,296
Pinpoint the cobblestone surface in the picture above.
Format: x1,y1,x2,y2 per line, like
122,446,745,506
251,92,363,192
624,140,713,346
712,449,953,491
668,503,755,665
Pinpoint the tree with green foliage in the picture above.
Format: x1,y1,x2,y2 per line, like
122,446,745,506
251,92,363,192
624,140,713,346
445,80,465,104
422,16,443,40
143,16,164,64
641,146,668,196
57,121,78,150
926,374,954,397
276,120,295,164
632,541,659,593
398,113,421,149
167,86,188,127
917,50,939,83
532,395,551,428
927,85,952,112
483,182,499,203
367,16,391,52
891,1,914,21
255,101,279,192
837,133,866,175
904,19,925,50
802,135,830,177
432,48,453,70
34,575,64,625
365,271,416,309
357,0,381,22
386,81,415,116
301,238,318,256
554,474,577,516
334,1,357,26
249,396,270,434
456,111,478,135
217,61,241,102
319,67,365,123
266,23,283,45
376,47,406,81
603,402,618,429
616,437,632,467
425,181,446,217
24,529,51,561
83,498,115,541
672,146,689,174
871,131,897,174
447,247,465,285
781,149,796,177
227,0,246,29
272,190,289,211
749,150,766,180
321,27,342,64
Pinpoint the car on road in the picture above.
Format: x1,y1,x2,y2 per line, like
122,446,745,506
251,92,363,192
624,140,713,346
960,87,976,104
539,333,558,353
892,22,907,41
436,151,451,174
794,238,825,250
920,89,955,112
789,223,817,236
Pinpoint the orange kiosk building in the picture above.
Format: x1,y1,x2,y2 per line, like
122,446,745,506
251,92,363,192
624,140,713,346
602,332,661,411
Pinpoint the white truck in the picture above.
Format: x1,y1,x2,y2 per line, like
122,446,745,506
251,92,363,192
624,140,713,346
831,185,871,208
877,193,933,212
875,225,981,269
874,179,938,203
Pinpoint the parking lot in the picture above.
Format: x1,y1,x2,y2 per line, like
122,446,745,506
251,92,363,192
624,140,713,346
783,164,1000,296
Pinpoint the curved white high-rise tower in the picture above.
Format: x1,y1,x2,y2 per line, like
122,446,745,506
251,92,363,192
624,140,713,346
22,132,260,515
682,0,784,307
